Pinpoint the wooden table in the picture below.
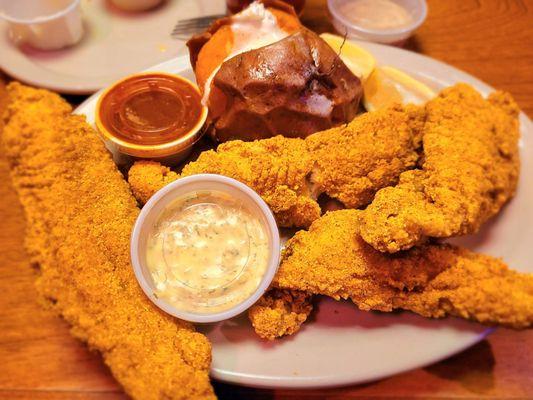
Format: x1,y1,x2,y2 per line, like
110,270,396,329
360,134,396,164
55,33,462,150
1,0,532,399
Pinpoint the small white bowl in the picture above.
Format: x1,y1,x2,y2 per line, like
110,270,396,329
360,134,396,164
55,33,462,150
0,0,83,50
130,174,281,324
327,0,427,45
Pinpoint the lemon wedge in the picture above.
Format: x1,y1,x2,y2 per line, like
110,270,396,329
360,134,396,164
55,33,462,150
363,66,437,111
320,33,376,81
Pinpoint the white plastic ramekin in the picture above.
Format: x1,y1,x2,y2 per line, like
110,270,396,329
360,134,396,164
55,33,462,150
95,72,208,167
327,0,427,45
130,174,281,323
0,0,83,50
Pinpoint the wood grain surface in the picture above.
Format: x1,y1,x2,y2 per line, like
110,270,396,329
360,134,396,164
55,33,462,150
1,0,532,399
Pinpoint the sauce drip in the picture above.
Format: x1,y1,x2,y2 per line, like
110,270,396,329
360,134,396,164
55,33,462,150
145,190,270,314
98,74,203,145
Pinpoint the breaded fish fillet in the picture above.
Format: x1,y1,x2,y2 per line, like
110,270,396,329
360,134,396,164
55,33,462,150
128,104,423,227
307,104,424,208
274,209,533,329
130,136,319,227
248,289,313,340
128,160,179,205
181,136,320,227
1,83,215,400
359,84,520,253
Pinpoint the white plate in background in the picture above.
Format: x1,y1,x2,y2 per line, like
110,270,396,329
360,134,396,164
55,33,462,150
0,0,225,94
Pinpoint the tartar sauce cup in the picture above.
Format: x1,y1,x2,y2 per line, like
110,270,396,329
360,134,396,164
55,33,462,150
327,0,427,46
130,174,281,324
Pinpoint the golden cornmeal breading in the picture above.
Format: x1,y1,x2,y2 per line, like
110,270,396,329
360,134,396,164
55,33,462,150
128,104,423,228
1,83,215,400
129,136,319,228
275,209,533,329
248,289,313,340
181,136,320,227
128,160,179,205
358,84,520,253
307,104,424,208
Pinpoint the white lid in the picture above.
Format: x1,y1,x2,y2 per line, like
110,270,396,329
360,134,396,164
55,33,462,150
130,174,281,323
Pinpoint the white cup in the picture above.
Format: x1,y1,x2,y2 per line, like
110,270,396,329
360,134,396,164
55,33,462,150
130,174,281,323
111,0,163,12
0,0,83,50
327,0,427,46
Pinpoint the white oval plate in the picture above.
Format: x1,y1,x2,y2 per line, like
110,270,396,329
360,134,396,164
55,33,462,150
76,41,533,389
0,0,224,94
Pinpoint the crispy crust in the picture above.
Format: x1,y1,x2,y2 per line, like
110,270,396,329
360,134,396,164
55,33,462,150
128,160,179,205
248,289,313,340
275,209,533,329
358,84,520,252
128,103,423,228
181,136,321,227
307,104,425,208
1,83,215,400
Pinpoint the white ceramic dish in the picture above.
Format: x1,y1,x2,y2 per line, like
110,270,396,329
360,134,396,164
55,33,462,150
130,174,281,323
75,42,533,389
0,0,224,94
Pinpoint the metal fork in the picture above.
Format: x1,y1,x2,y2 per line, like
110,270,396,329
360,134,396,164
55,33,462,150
171,14,226,40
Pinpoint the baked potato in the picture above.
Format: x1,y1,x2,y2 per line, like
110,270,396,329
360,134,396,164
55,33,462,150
187,0,362,142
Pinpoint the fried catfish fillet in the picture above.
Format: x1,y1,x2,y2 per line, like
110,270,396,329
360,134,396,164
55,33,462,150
306,104,424,208
274,209,533,329
248,289,314,340
1,83,215,400
358,84,520,253
128,160,179,205
181,136,320,227
128,105,423,227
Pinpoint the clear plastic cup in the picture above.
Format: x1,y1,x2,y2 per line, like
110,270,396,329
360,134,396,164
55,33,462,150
0,0,83,50
130,174,281,323
327,0,427,46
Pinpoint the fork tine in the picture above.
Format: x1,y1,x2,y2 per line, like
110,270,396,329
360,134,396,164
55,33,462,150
171,14,226,33
173,18,215,27
172,21,216,31
172,14,225,28
183,14,225,22
172,21,214,31
172,25,213,35
171,25,216,35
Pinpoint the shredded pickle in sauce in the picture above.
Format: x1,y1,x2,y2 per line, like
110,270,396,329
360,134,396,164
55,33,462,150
145,191,270,314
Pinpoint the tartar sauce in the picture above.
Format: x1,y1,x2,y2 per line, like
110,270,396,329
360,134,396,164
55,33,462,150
341,0,413,30
145,190,270,314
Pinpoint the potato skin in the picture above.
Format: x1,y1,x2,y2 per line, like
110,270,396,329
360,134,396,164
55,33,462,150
187,2,362,142
209,29,362,142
